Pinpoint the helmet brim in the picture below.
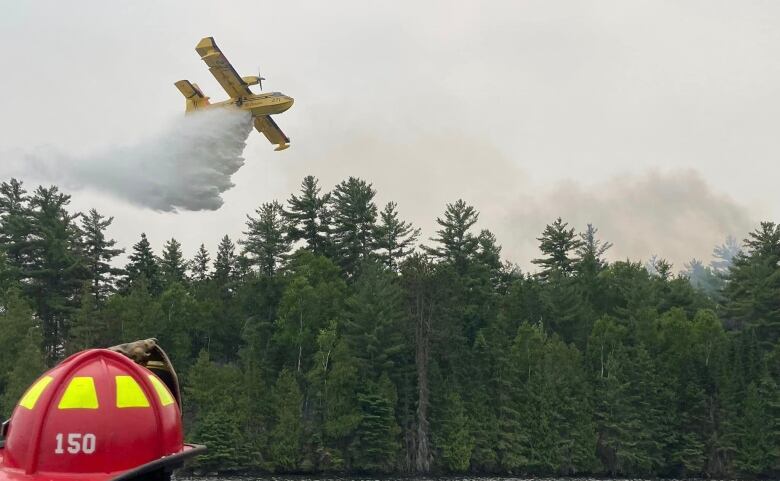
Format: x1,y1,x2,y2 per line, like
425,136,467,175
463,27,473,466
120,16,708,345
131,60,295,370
0,444,206,481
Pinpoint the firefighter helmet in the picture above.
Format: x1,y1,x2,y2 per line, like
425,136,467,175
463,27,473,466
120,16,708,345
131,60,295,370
0,349,204,481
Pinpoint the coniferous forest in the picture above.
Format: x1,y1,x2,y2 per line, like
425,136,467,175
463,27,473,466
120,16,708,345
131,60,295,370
0,176,778,478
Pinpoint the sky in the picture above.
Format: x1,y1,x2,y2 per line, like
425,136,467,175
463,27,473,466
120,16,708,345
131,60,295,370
0,1,778,270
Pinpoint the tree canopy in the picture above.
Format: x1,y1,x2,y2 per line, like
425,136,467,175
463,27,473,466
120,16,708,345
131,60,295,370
0,175,777,478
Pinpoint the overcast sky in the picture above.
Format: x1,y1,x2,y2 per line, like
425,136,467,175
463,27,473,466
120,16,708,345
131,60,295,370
1,1,778,270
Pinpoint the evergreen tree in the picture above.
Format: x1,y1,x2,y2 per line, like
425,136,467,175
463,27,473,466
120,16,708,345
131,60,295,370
186,350,250,471
0,179,32,282
577,223,612,271
400,254,437,472
353,387,401,472
375,202,419,270
124,233,162,294
190,244,211,281
0,288,39,411
723,222,780,347
711,235,741,273
242,201,291,276
424,199,479,271
432,390,473,471
646,255,673,280
104,279,163,342
191,410,245,472
0,176,778,478
475,229,502,273
343,261,407,382
25,185,88,361
286,175,332,255
684,258,723,299
160,238,188,286
66,284,105,354
330,177,378,276
157,282,197,366
532,217,583,279
214,235,237,285
80,208,124,303
0,328,45,417
733,375,780,475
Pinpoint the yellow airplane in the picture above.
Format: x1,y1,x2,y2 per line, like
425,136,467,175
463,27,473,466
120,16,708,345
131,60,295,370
175,37,294,151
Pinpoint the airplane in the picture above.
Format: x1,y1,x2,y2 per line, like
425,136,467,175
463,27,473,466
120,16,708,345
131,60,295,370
174,37,294,151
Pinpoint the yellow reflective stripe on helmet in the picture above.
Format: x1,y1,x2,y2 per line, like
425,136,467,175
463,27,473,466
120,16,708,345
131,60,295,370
148,374,174,406
19,376,54,410
58,376,99,409
115,375,150,408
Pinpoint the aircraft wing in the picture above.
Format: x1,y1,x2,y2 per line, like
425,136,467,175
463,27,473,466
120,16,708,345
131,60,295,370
195,37,252,98
174,80,204,100
254,116,290,151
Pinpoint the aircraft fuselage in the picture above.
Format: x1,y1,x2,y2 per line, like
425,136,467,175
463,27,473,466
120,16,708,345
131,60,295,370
209,91,294,117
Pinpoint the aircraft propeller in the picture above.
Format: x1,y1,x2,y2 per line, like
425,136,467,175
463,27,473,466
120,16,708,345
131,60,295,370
257,67,265,90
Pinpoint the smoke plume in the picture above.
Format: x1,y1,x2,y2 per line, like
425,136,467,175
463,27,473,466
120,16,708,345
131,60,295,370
280,129,755,270
3,108,252,212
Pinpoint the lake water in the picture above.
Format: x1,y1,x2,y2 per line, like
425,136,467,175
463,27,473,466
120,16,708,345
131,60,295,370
177,477,693,481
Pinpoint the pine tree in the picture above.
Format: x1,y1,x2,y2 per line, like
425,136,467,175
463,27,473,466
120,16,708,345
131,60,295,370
577,223,611,274
66,284,104,354
711,235,741,273
26,185,88,361
400,254,438,473
242,201,291,276
532,217,583,279
191,410,244,473
0,288,38,383
157,282,197,366
186,350,250,471
424,199,479,272
80,208,124,303
214,235,237,285
375,202,419,271
0,179,32,282
734,376,779,475
104,279,163,342
723,222,780,348
124,233,162,294
160,238,187,286
343,261,407,382
432,390,473,472
190,244,211,281
353,387,401,472
0,328,45,418
684,258,723,299
330,177,378,276
286,176,332,255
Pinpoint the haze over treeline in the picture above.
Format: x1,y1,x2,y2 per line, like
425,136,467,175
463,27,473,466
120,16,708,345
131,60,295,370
1,0,777,281
0,176,778,478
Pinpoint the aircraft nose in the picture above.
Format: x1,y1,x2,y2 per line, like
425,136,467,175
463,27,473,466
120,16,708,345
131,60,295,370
285,96,294,106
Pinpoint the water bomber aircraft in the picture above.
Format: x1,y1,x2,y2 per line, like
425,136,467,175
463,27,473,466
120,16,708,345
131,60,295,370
175,37,294,151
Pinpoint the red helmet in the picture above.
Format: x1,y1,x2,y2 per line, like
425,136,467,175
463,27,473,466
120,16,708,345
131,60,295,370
0,349,204,481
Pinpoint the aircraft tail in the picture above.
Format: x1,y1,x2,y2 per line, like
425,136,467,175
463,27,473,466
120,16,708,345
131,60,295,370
174,80,211,112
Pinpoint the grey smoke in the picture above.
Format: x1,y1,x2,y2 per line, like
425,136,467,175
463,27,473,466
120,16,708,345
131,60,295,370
505,170,755,270
279,128,755,270
0,112,755,271
4,108,252,212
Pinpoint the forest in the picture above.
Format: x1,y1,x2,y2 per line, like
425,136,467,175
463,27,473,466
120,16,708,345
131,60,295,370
0,176,778,478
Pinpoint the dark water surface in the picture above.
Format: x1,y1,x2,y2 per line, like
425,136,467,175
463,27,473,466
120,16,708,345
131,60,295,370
177,477,717,481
